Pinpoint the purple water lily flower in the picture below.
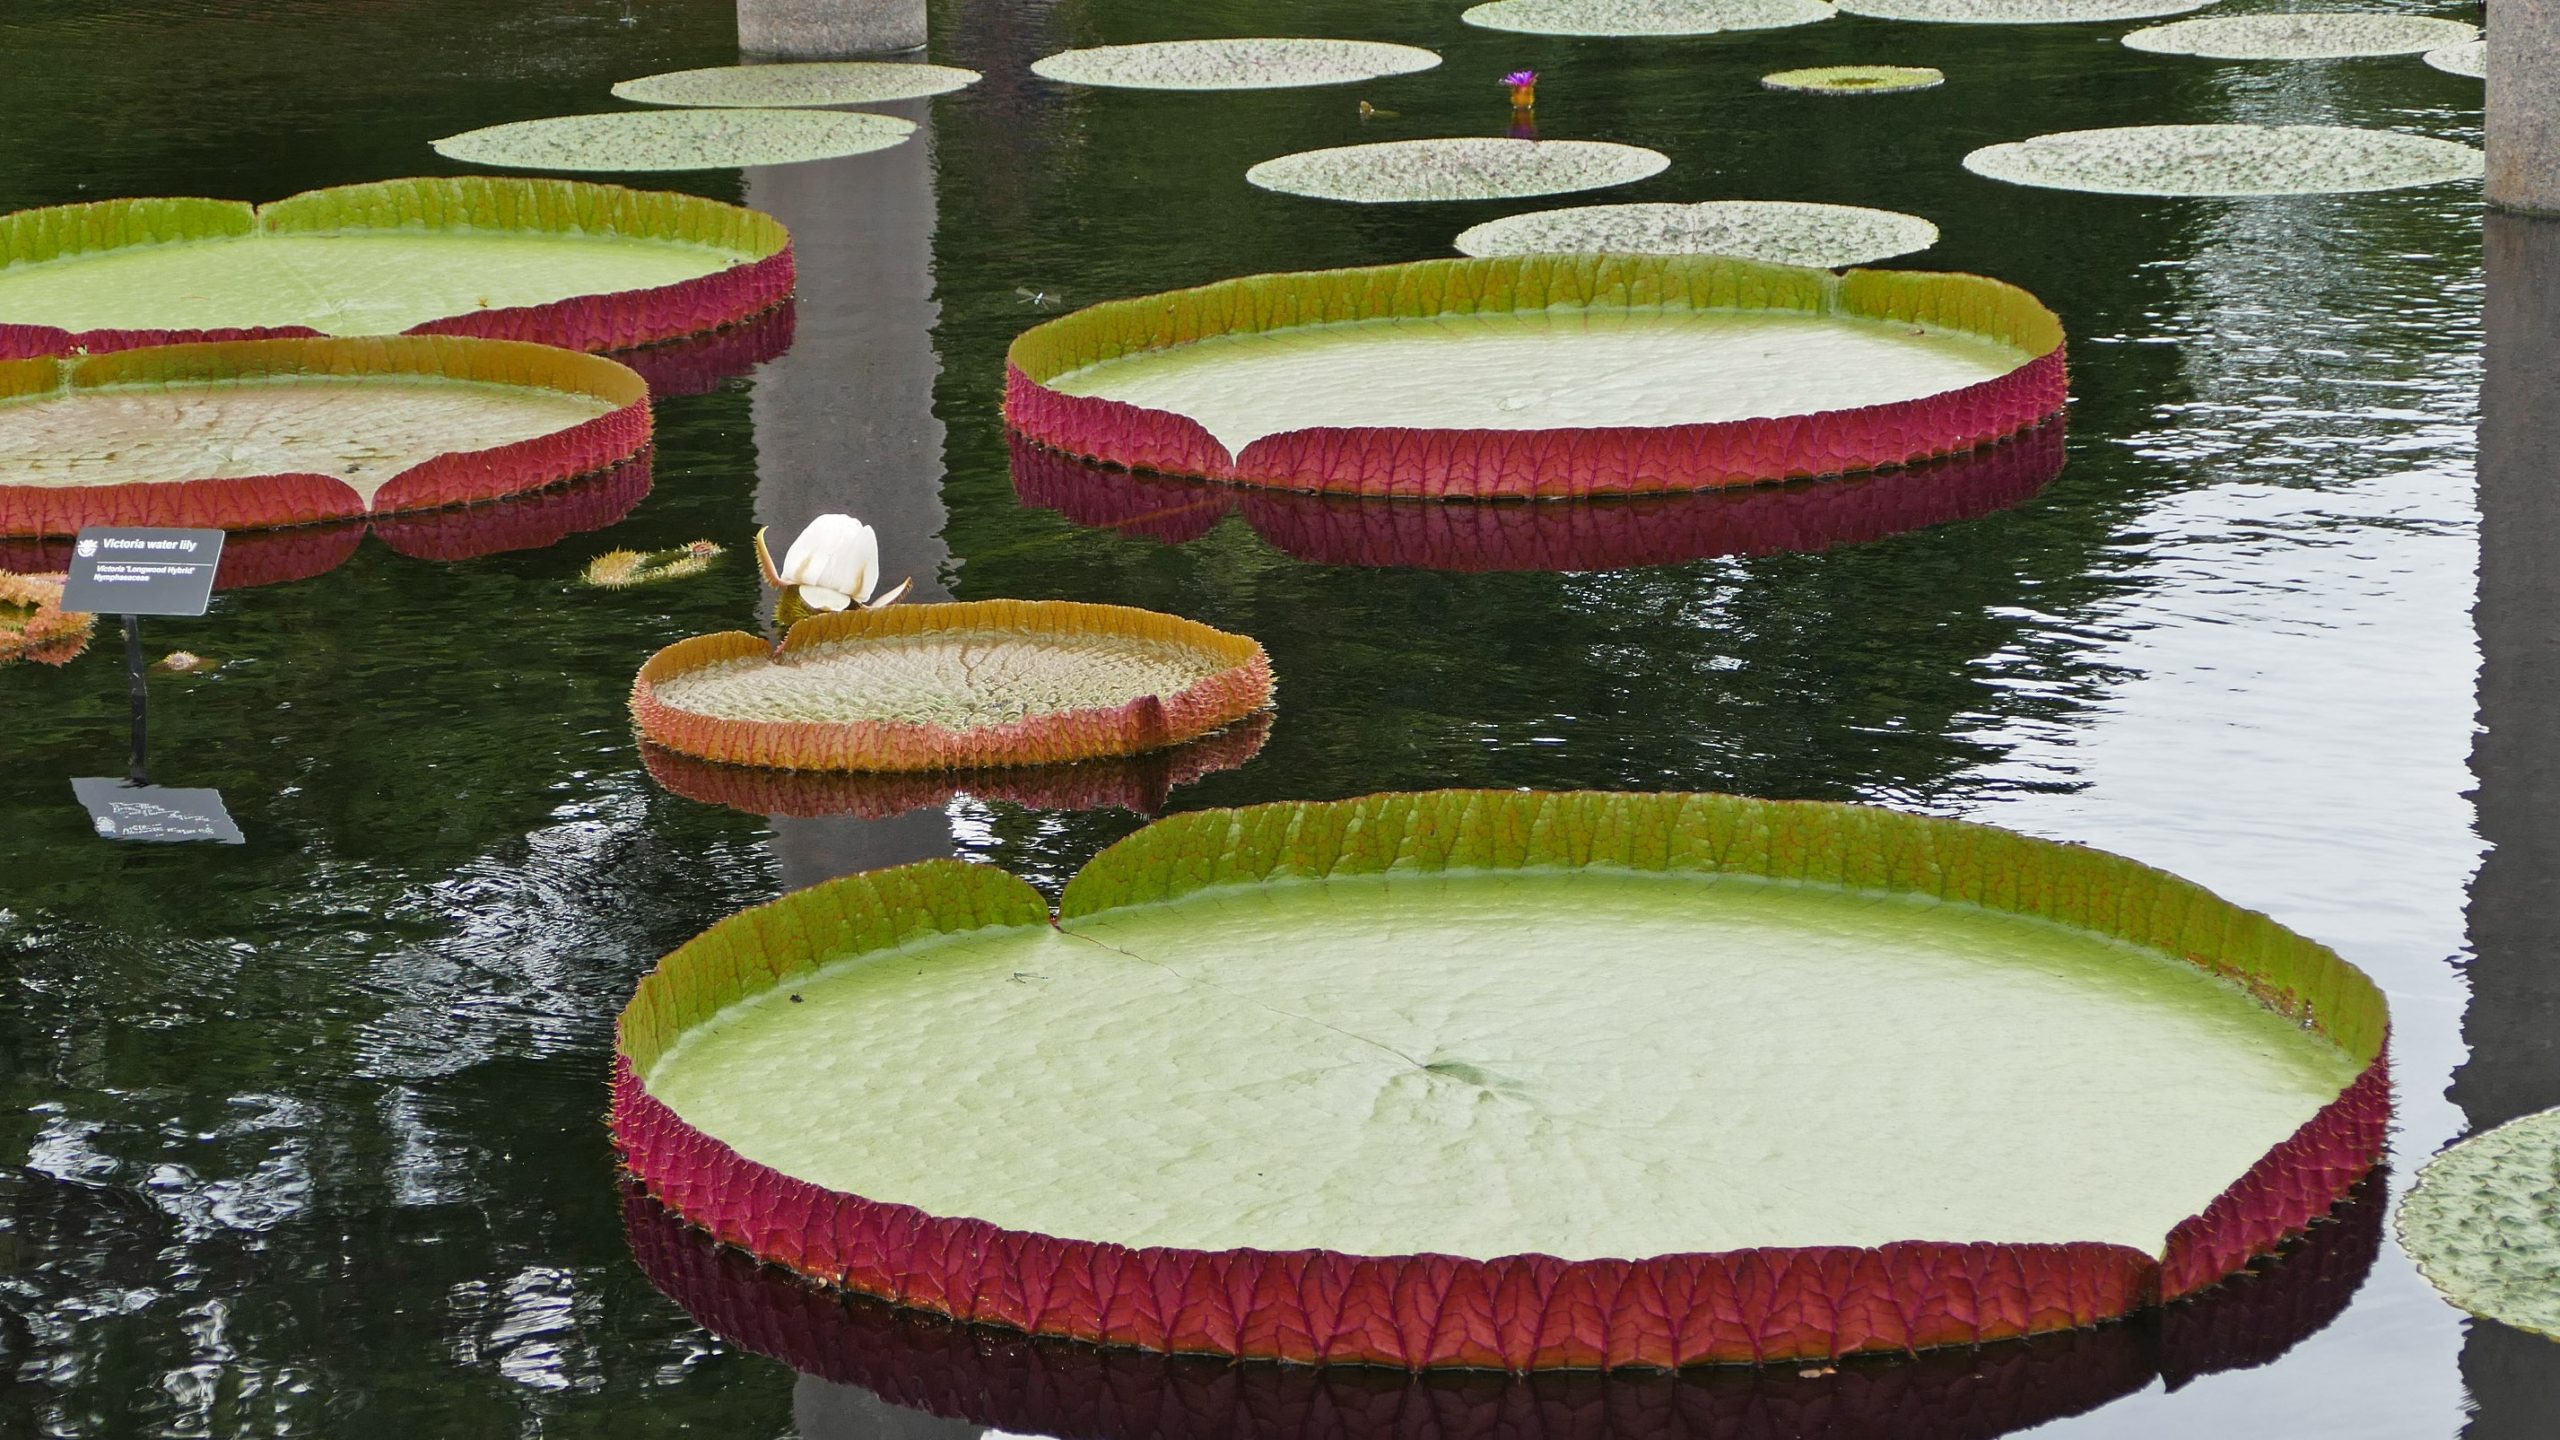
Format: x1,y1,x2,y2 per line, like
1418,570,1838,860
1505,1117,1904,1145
1502,70,1539,109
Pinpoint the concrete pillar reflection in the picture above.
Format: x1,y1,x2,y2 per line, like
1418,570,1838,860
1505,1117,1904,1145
2488,0,2560,214
2456,209,2560,1434
738,0,925,58
749,103,954,888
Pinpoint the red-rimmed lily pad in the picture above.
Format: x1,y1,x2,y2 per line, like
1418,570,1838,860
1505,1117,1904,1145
1010,421,2066,571
0,336,649,537
639,709,1272,819
630,599,1274,773
0,177,792,354
627,1170,2381,1434
615,789,2388,1369
1005,255,2067,499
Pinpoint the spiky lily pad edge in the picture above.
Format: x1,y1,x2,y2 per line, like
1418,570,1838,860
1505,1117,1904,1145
613,790,2387,1370
1002,254,2068,499
0,335,650,537
0,177,794,355
628,599,1275,774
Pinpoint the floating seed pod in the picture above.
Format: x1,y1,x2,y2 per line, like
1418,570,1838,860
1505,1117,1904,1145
614,61,980,108
0,570,92,666
583,541,724,589
1031,38,1441,90
433,109,915,172
1963,123,2485,196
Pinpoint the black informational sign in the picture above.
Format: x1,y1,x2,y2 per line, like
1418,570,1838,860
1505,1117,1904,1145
71,778,245,845
59,527,225,617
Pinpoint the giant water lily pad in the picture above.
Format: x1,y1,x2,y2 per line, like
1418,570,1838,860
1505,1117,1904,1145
2122,13,2478,59
615,790,2388,1368
1763,64,1946,93
1006,254,2065,498
1454,199,1939,267
0,177,791,353
1839,0,2212,22
1460,0,1836,37
613,62,980,108
0,336,648,536
2397,1107,2560,1340
1246,138,1670,203
631,599,1272,773
2425,40,2486,77
1030,39,1442,91
1965,124,2484,196
432,109,915,172
1011,422,2064,571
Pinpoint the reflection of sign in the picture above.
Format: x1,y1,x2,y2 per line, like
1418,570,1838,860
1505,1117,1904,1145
59,526,225,617
72,778,244,845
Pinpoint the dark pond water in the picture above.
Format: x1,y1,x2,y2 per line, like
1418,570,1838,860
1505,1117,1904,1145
3,0,2549,1434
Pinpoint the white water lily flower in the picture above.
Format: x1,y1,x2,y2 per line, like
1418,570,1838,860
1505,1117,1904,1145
777,513,879,611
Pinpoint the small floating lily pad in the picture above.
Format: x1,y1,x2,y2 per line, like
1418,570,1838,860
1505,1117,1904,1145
0,178,791,352
613,62,980,108
1030,38,1442,90
0,336,649,536
1965,123,2484,196
1838,0,2211,23
615,789,2387,1368
632,600,1273,773
1246,138,1670,203
1460,0,1836,37
2425,40,2486,77
2398,1107,2560,1340
432,109,916,172
2123,13,2477,59
1763,64,1945,93
1454,200,1939,267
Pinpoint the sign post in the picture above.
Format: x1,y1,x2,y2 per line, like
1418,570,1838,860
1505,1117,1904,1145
60,526,241,844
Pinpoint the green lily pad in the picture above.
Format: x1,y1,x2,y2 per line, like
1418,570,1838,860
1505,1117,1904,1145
1763,64,1946,93
1029,38,1442,91
1454,200,1938,267
2425,39,2486,77
612,62,980,109
2397,1107,2560,1341
431,109,915,172
1246,138,1670,203
1964,123,2484,196
1838,0,2211,23
1460,0,1836,37
2122,13,2478,60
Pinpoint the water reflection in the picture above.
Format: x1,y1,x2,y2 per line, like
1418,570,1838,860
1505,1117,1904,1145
621,1178,2382,1440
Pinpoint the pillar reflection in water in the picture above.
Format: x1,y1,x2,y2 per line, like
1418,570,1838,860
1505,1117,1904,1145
748,99,955,888
2458,211,2560,1435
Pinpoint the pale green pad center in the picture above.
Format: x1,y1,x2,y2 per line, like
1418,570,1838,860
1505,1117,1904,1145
647,869,2360,1260
0,232,750,337
1049,308,2026,455
0,376,615,504
652,630,1230,728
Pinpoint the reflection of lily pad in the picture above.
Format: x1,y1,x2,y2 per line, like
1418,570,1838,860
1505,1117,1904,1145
432,109,915,172
1965,124,2484,196
627,1169,2380,1440
2397,1107,2560,1341
631,600,1273,773
616,790,2387,1368
1006,255,2065,497
1031,39,1441,91
2123,14,2477,59
2424,40,2486,77
614,62,980,108
1246,138,1670,203
0,336,648,536
0,178,791,352
1454,199,1938,267
1012,422,2065,571
639,710,1272,820
1460,0,1835,37
611,301,795,398
1839,0,2211,22
1764,63,1946,93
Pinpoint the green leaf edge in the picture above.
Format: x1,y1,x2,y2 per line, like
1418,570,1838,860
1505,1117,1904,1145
2395,1104,2560,1340
1005,254,2063,387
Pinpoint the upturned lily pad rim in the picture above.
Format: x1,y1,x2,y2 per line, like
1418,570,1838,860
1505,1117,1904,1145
0,334,650,537
629,598,1275,774
2396,1105,2560,1339
1003,252,2067,498
1028,38,1445,91
431,109,917,173
0,176,793,354
616,789,2387,1369
612,61,983,108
